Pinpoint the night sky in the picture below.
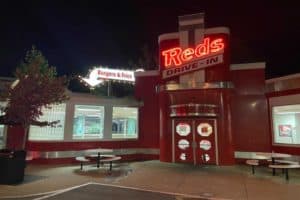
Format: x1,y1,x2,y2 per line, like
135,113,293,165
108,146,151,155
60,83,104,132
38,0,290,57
0,0,299,79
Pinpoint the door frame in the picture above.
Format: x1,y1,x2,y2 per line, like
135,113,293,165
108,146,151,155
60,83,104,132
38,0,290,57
172,118,219,165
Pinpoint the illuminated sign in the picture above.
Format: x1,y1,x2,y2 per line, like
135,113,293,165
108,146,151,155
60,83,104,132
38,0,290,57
161,37,225,79
162,37,224,68
79,67,135,87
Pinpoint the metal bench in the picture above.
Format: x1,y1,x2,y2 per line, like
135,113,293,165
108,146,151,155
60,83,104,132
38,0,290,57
267,159,298,165
75,156,90,170
269,164,300,181
99,156,122,172
246,159,259,174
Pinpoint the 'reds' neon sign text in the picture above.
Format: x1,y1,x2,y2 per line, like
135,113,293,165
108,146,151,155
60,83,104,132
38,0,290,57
162,37,225,67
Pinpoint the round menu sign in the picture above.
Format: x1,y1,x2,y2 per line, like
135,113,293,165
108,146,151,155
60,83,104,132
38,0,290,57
199,140,212,150
178,139,190,150
197,123,212,137
176,123,191,136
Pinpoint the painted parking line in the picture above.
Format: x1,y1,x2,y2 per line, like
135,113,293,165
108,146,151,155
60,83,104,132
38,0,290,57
31,182,230,200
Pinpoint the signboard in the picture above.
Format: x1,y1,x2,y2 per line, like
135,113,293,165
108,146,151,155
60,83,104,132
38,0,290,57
161,37,225,79
199,140,212,150
279,125,292,137
80,67,135,87
176,123,191,136
197,123,212,137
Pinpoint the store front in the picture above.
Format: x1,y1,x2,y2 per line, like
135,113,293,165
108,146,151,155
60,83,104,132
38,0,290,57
2,13,300,165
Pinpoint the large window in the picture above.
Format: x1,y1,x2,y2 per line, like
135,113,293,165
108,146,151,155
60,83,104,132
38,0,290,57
112,107,138,139
0,102,6,148
73,105,104,139
272,105,300,145
29,103,66,141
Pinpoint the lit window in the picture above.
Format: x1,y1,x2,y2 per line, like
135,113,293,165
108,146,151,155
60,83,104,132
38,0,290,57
73,105,104,140
112,107,138,139
0,101,6,148
272,105,300,145
29,104,66,141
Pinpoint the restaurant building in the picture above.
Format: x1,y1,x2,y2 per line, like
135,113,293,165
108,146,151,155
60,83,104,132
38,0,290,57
1,13,300,165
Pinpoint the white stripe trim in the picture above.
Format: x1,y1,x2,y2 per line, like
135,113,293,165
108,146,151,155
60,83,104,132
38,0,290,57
179,19,204,26
266,73,300,83
230,62,266,70
158,27,230,43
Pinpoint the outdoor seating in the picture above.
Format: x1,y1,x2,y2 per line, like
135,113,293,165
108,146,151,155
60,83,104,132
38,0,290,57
75,153,121,172
246,159,259,174
268,164,300,181
75,156,90,170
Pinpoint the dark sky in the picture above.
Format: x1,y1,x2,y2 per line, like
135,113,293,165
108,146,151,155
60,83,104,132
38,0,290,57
0,0,299,79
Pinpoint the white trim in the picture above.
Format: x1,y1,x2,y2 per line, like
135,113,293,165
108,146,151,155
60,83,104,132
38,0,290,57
266,73,300,84
158,32,179,43
230,62,266,71
134,70,159,77
158,27,230,43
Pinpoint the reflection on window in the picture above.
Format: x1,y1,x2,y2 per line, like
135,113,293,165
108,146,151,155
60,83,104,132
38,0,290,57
112,107,138,139
272,105,300,145
29,104,66,141
73,105,104,139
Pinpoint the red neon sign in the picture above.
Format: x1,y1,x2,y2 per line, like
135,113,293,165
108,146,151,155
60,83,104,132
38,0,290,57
162,37,225,67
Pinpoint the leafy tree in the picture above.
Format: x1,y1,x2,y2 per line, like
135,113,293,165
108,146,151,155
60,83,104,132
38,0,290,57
0,46,69,149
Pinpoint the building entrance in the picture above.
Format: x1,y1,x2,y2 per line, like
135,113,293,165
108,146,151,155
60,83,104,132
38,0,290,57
172,118,218,165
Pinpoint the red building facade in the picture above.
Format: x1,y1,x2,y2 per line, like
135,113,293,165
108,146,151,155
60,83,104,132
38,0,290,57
4,13,300,165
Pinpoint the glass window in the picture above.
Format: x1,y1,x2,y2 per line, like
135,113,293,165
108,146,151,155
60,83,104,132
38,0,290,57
73,105,104,139
272,105,300,145
29,103,66,141
0,101,6,148
112,107,138,139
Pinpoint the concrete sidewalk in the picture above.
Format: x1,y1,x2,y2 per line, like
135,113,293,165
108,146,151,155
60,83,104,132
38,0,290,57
0,160,300,199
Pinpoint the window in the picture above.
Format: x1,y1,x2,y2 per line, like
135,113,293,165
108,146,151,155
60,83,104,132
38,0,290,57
0,101,6,148
29,103,66,141
73,105,104,139
272,105,300,145
112,107,138,139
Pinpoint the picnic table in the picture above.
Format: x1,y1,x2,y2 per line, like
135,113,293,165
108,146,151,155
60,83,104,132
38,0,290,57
75,148,121,171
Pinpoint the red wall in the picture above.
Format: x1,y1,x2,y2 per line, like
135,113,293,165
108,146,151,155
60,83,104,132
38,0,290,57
134,74,160,149
231,69,271,152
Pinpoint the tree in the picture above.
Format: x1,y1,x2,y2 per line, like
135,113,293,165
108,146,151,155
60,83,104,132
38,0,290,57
0,46,69,149
129,44,158,70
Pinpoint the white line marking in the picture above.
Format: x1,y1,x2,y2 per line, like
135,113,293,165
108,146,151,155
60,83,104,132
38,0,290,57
90,182,231,200
32,182,93,200
7,181,231,200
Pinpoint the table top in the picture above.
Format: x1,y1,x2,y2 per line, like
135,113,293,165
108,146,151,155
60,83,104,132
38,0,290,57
255,152,292,159
84,148,113,154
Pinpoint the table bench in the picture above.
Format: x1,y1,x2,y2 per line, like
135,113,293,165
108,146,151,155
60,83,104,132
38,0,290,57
75,156,91,170
99,156,122,171
75,155,121,171
246,159,259,174
269,164,300,181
